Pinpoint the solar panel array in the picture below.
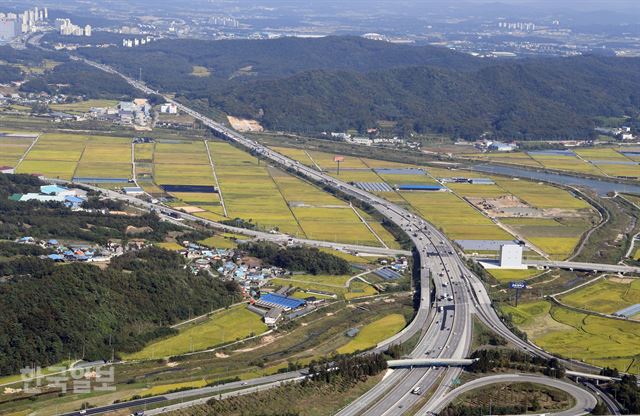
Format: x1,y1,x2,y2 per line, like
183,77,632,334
355,182,393,192
374,268,403,280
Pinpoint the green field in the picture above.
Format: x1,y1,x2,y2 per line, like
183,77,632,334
501,217,590,259
50,99,118,113
494,178,590,210
199,235,238,249
401,191,512,240
16,160,77,180
559,277,640,316
123,306,268,360
134,143,155,161
0,136,33,167
487,268,542,282
502,300,640,372
337,314,406,354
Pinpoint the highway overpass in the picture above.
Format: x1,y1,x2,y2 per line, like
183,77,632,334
526,260,640,274
387,358,477,368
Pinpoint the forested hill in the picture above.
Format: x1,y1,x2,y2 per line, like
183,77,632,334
0,249,241,375
77,36,484,88
211,55,640,139
71,36,640,139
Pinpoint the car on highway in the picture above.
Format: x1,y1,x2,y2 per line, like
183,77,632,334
412,386,422,395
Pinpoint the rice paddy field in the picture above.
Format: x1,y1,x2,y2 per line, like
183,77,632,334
467,148,639,180
123,306,268,360
265,146,597,256
15,133,134,181
558,277,640,317
206,142,303,234
402,191,512,240
501,300,640,372
0,135,34,167
493,178,591,210
501,217,591,259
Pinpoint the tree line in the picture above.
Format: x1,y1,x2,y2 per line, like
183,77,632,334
240,241,351,275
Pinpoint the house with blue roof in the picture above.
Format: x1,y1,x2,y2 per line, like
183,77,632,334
64,195,85,209
48,254,64,262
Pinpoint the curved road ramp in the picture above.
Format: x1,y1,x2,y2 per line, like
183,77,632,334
425,373,598,416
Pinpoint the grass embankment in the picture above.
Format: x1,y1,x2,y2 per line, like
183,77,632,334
123,306,268,360
337,314,406,354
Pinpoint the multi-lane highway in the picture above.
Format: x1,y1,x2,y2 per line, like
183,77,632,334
73,56,601,415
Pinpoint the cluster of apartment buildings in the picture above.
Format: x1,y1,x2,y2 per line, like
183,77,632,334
122,36,154,48
0,6,48,41
55,18,91,36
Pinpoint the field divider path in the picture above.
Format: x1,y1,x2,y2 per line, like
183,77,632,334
575,152,612,178
204,140,228,217
70,142,88,180
14,132,40,169
130,141,138,186
304,150,322,171
350,203,389,248
346,267,382,287
266,166,307,238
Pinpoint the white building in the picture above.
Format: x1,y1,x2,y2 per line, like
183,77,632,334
349,136,373,146
488,141,515,152
499,244,524,269
84,25,92,36
160,103,178,114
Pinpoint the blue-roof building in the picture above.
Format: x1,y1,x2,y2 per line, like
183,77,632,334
40,185,69,195
48,254,64,261
257,293,306,311
64,195,85,209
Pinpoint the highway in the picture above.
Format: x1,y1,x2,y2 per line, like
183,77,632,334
73,56,602,415
52,179,409,257
61,370,307,415
425,373,598,416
